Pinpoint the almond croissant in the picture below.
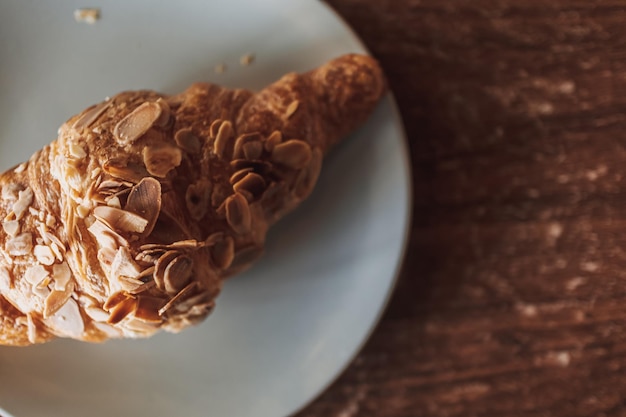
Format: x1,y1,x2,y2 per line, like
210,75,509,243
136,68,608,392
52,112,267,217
0,54,386,346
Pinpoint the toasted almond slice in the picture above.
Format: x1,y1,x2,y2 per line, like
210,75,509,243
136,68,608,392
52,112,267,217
264,130,283,152
229,168,253,185
142,145,182,178
110,247,141,281
45,298,84,338
44,281,75,319
103,160,150,184
154,250,180,291
213,120,234,157
52,262,72,291
233,133,262,159
164,255,193,294
285,100,299,118
158,281,198,316
107,297,138,325
104,291,131,311
72,100,111,131
271,139,312,169
26,314,37,344
233,172,266,201
85,306,111,322
12,187,33,221
125,177,162,236
155,98,172,128
225,193,251,235
211,236,234,270
175,128,202,153
2,220,20,237
135,296,166,323
242,141,263,160
34,245,55,266
209,119,223,138
24,264,49,286
114,102,162,144
93,205,148,234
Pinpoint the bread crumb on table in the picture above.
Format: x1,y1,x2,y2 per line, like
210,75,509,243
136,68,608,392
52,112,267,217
240,53,255,66
74,8,101,24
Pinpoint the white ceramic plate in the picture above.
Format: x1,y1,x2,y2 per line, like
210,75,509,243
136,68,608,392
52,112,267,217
0,1,411,416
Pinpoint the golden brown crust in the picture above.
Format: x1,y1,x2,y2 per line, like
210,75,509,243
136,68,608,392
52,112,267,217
0,54,386,345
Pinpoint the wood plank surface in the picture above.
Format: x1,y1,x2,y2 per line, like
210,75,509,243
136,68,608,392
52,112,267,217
298,1,626,416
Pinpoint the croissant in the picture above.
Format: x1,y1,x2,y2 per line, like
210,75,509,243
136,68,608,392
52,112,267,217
0,54,385,346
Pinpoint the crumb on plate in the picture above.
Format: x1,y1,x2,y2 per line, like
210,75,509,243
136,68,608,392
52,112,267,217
240,54,255,66
74,8,101,24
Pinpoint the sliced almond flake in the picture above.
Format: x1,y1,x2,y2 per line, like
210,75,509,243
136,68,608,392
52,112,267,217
72,100,111,131
12,187,33,221
110,247,141,281
34,245,55,266
76,203,91,219
52,262,72,291
209,119,223,138
163,255,193,294
93,321,123,338
44,231,65,254
26,314,37,344
45,214,56,228
225,193,251,235
93,205,148,235
69,142,87,159
0,266,12,292
36,275,52,290
264,130,283,152
155,98,172,127
174,291,213,314
33,285,51,300
38,209,45,223
285,100,299,118
128,280,155,295
50,242,64,262
14,163,26,174
6,232,33,256
114,101,162,145
1,184,20,202
103,160,150,184
44,281,75,318
213,120,234,157
24,264,49,286
2,219,20,237
125,177,161,236
45,298,84,338
106,195,122,208
104,292,131,311
271,139,312,169
154,250,179,291
28,207,39,217
158,281,198,316
135,296,166,323
85,306,111,322
108,297,137,325
174,128,202,153
97,247,117,269
124,318,160,333
142,145,182,178
119,276,145,292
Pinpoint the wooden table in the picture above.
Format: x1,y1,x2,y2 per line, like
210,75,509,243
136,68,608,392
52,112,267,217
298,1,626,416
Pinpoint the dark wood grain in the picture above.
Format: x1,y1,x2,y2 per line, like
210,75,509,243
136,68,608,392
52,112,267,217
297,1,626,416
